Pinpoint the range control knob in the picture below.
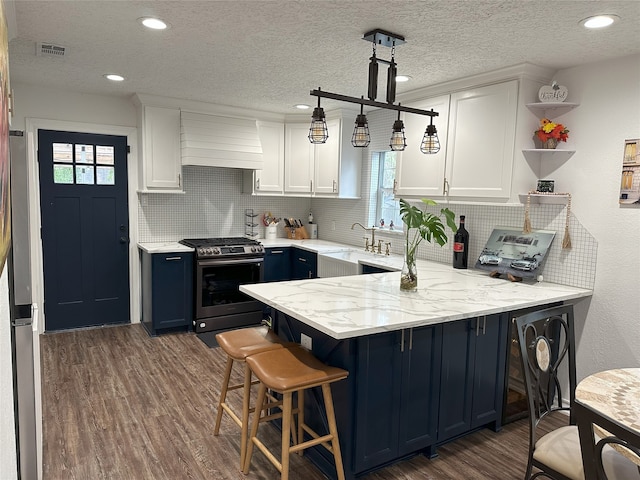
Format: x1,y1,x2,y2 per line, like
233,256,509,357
251,246,256,252
213,247,221,255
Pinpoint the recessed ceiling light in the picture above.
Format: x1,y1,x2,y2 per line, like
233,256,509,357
580,14,619,29
104,74,125,82
294,104,311,110
396,75,412,83
139,17,169,30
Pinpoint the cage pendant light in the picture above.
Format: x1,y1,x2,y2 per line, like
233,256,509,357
389,108,406,151
420,110,440,154
308,92,328,144
351,100,371,147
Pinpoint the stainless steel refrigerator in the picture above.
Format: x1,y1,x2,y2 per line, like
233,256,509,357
8,129,39,480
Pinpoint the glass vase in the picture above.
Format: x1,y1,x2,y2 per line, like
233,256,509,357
400,251,418,291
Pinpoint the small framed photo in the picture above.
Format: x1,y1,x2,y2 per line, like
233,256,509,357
536,180,554,193
619,139,640,206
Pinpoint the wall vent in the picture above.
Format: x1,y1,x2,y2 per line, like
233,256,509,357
36,42,66,57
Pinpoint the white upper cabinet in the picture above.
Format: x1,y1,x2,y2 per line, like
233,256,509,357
284,122,316,194
395,95,450,197
243,121,285,195
137,103,183,192
394,80,518,200
446,80,518,199
284,114,361,198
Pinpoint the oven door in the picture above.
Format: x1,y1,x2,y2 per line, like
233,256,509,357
196,256,264,322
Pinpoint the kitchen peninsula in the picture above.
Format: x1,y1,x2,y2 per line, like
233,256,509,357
240,260,592,479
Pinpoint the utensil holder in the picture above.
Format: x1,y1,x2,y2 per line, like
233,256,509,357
266,225,278,240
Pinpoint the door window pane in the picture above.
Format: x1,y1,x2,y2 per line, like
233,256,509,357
75,144,94,164
96,166,115,185
52,143,73,163
53,164,74,184
75,165,95,185
96,145,114,165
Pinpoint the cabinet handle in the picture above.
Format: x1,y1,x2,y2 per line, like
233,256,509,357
178,173,182,187
401,329,405,353
409,328,413,350
271,250,284,254
443,178,449,196
393,179,398,194
333,180,337,192
308,271,312,279
483,316,486,335
164,256,182,261
310,179,313,192
476,318,480,337
298,257,306,262
256,178,260,190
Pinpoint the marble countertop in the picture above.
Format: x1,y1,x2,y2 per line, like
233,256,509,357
259,238,355,253
241,260,592,339
137,242,193,254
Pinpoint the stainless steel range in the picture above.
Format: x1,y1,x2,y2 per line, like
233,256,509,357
179,237,265,333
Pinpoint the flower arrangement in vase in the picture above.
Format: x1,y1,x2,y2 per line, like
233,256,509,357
399,198,456,291
534,118,569,149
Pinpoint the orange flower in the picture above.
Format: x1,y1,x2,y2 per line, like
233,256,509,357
535,118,569,142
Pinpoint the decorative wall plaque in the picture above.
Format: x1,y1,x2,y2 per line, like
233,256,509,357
538,81,568,103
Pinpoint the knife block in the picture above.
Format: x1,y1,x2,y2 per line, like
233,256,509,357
286,226,309,240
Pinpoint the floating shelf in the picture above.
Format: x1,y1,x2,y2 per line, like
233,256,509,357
526,102,579,116
518,193,570,205
522,149,576,162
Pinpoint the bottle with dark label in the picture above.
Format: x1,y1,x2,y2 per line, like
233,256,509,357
453,215,469,269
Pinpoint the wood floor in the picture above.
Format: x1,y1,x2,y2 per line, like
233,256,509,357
41,323,538,480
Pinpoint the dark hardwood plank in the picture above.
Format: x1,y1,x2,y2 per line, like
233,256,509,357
41,324,544,479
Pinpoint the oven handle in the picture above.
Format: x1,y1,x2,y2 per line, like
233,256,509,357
197,257,264,267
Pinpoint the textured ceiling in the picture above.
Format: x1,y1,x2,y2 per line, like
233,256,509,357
6,1,640,115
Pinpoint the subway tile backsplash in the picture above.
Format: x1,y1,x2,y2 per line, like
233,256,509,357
138,163,596,290
137,166,312,241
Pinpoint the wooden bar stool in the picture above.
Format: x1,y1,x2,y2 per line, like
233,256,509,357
213,326,290,469
242,345,349,480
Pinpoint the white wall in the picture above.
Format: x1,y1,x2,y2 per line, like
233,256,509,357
0,268,18,480
550,54,640,379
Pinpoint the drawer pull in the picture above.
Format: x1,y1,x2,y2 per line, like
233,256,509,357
298,258,307,262
165,256,181,261
271,250,284,254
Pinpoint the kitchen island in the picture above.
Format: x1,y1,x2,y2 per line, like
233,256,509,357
240,261,591,479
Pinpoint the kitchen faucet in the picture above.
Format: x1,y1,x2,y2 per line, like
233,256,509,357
351,222,376,250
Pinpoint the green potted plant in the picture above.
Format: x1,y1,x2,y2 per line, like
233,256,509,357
399,198,457,291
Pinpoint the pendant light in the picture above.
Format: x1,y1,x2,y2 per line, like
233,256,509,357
351,99,370,147
308,91,328,144
420,109,440,154
309,29,440,150
389,108,406,151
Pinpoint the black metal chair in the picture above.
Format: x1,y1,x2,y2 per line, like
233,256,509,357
515,304,579,480
515,305,638,480
574,399,640,480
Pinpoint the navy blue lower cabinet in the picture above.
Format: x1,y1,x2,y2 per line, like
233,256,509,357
140,251,193,336
263,247,291,282
291,248,317,279
437,314,508,443
354,325,442,472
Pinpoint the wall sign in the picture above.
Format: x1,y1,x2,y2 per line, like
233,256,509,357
538,82,568,103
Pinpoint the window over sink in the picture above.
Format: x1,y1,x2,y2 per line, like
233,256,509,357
371,151,402,231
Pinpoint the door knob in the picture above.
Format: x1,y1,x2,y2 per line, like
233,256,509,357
120,236,129,244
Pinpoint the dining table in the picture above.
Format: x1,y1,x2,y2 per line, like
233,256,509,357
574,368,640,479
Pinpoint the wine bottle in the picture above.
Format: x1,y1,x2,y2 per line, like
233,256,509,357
453,215,469,269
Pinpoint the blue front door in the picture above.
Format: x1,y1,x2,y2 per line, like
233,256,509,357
38,129,129,331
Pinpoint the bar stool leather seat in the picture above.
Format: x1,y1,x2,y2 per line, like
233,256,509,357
213,326,289,469
243,345,348,480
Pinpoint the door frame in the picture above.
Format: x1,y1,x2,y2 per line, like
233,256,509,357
25,118,139,334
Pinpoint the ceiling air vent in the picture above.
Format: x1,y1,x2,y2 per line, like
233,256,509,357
36,42,66,57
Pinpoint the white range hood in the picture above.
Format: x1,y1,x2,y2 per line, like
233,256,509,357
181,111,264,169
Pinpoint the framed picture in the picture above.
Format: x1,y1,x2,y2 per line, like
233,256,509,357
475,227,556,279
619,138,640,206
